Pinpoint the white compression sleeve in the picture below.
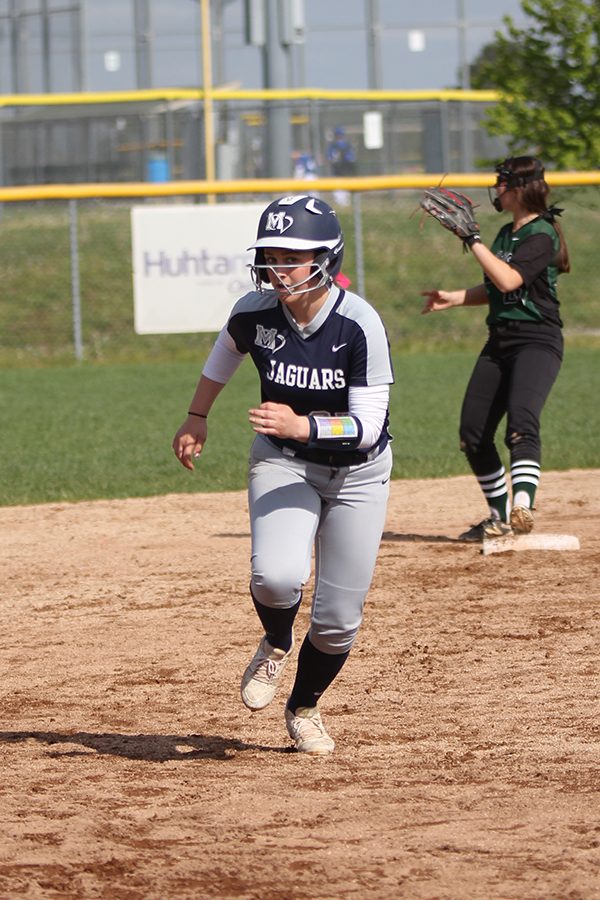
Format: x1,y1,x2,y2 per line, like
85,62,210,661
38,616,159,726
348,384,390,449
202,327,246,384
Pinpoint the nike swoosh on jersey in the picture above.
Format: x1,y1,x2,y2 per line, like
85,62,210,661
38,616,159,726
332,342,347,352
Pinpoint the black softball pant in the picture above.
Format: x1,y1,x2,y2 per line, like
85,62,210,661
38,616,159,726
459,321,563,475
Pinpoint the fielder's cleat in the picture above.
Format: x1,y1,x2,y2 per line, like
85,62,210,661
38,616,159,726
240,636,293,710
459,517,513,543
285,705,335,756
510,505,535,535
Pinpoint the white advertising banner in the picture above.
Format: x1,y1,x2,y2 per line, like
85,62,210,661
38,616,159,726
131,204,264,333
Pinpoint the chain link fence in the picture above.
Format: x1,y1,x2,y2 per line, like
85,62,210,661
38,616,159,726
1,184,599,368
1,93,509,185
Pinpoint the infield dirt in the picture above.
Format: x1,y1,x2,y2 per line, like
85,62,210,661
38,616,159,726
1,470,599,899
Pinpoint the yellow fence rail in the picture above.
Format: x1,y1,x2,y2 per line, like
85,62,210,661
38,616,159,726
1,171,600,203
0,88,501,108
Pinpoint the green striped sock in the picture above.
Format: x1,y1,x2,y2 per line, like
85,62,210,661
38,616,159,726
511,459,541,508
476,466,510,521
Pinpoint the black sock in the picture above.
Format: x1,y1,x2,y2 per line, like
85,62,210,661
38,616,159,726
287,635,350,712
251,594,301,653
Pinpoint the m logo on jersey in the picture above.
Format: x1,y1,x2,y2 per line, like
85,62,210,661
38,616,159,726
266,211,293,234
255,324,286,352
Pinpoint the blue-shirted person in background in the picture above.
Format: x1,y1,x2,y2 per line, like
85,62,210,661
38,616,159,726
327,126,357,206
327,126,357,176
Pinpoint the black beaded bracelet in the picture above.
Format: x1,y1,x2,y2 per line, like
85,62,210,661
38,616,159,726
188,411,208,418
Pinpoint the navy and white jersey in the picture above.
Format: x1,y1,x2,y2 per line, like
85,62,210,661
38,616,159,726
217,285,394,457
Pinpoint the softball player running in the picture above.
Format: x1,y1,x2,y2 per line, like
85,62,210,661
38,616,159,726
173,195,394,755
422,156,569,541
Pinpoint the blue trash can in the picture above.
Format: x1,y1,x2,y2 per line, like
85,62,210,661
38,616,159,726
146,153,171,182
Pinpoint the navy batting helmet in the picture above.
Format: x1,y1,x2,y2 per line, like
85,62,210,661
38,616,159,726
248,194,345,289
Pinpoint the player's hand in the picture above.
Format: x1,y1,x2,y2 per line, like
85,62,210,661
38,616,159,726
248,402,310,442
421,290,460,314
172,415,208,471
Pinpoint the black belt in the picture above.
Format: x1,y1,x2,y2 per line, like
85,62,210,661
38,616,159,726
489,318,560,332
269,438,382,468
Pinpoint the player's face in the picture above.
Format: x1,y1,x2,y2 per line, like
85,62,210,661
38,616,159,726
263,248,321,298
494,179,519,212
495,180,509,203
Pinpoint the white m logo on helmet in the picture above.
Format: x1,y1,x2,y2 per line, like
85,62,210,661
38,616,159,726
266,211,293,234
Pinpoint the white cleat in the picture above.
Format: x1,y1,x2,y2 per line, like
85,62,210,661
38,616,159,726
240,636,293,710
285,705,335,755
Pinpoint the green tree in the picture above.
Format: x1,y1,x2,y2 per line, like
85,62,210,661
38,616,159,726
469,42,503,89
471,0,600,168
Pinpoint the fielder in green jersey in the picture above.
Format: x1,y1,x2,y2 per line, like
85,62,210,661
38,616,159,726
422,156,570,542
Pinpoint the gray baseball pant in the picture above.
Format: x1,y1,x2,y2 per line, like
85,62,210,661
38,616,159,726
248,435,392,654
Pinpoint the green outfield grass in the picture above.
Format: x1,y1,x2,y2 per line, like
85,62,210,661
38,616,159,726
1,193,598,506
1,347,598,507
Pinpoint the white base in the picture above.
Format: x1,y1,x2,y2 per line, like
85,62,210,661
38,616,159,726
482,533,581,556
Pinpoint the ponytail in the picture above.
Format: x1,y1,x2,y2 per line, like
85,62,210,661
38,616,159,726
504,156,570,274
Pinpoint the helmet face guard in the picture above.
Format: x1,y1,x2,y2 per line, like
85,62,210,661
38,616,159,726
248,195,345,294
489,157,545,211
250,250,338,295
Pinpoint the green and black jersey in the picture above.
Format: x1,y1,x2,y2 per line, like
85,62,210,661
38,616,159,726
484,217,562,327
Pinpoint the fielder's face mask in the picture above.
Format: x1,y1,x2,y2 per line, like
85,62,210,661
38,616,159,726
489,158,545,211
